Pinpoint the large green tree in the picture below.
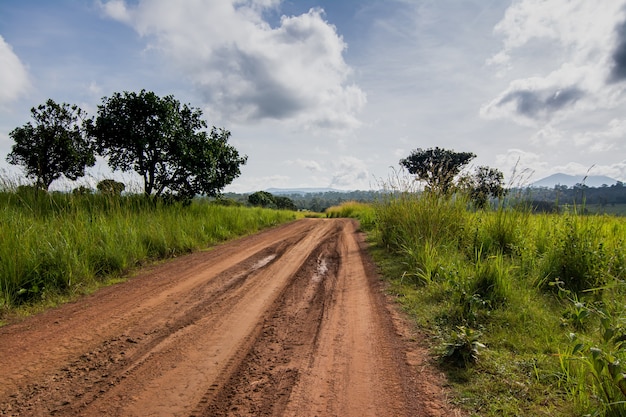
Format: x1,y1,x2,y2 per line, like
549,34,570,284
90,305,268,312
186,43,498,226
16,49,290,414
400,147,476,194
89,90,247,200
6,99,95,191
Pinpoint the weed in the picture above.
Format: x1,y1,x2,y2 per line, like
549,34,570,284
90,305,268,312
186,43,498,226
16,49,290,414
441,326,486,367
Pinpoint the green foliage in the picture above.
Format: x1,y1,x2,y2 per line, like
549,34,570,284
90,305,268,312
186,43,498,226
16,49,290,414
324,201,376,228
6,99,95,190
248,191,276,208
89,90,247,201
97,179,125,196
399,147,475,195
376,191,467,252
72,185,93,196
0,190,295,308
370,189,626,416
441,326,486,367
462,165,507,209
538,215,620,295
468,208,525,256
246,191,297,211
470,254,510,309
274,195,297,211
560,303,626,416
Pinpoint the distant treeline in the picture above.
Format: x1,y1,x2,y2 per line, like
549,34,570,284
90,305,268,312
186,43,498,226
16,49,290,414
225,182,626,214
513,181,626,212
224,190,381,212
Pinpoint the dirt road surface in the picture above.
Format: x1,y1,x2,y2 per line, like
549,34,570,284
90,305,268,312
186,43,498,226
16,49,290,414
0,218,458,417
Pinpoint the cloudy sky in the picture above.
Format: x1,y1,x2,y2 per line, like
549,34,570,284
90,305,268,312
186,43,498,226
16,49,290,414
1,0,626,192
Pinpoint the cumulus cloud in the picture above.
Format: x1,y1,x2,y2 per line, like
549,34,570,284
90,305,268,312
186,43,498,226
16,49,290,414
98,0,132,23
0,35,30,106
531,119,626,153
483,0,626,125
329,156,370,189
290,158,323,173
100,0,366,130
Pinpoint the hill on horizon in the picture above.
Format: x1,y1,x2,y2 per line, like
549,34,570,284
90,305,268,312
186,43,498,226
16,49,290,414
531,173,619,188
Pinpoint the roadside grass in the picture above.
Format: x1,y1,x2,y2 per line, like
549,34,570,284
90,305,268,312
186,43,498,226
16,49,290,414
0,189,296,317
334,195,626,416
325,200,375,229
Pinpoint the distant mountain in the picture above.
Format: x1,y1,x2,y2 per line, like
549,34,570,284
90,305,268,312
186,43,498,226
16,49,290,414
265,187,345,195
531,173,619,188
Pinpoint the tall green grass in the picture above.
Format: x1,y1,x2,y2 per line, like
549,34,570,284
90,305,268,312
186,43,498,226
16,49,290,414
0,189,296,310
325,201,375,229
368,190,626,416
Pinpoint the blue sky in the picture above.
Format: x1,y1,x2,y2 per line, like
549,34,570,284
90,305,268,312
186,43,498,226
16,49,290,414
1,0,626,192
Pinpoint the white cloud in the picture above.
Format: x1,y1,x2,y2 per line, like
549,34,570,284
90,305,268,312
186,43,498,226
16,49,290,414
329,156,370,189
0,35,30,106
100,0,366,130
490,0,624,68
530,118,626,153
88,81,101,95
290,158,323,173
495,148,545,185
98,0,132,23
483,0,626,126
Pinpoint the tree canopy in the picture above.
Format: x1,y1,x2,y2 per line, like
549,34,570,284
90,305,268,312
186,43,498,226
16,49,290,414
6,99,95,191
462,165,507,209
97,179,125,196
89,90,247,201
248,191,276,208
247,191,297,210
400,147,476,194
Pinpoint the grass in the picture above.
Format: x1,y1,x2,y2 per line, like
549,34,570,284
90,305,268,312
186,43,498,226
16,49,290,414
0,188,297,316
325,200,375,229
577,204,626,216
329,196,626,416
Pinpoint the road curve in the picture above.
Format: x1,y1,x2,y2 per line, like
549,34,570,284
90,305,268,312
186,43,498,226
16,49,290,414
0,218,456,416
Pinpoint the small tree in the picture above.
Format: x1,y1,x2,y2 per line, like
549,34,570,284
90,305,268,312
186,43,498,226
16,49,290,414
6,99,95,191
248,191,276,208
399,147,475,195
89,90,247,201
97,179,125,196
275,195,297,211
463,166,507,209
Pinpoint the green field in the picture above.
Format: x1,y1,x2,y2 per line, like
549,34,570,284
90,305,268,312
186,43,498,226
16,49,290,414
0,189,296,314
330,194,626,416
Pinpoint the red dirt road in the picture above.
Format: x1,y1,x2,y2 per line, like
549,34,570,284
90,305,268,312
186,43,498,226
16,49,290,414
0,218,458,416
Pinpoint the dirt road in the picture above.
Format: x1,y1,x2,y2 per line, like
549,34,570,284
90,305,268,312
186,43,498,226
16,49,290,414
0,218,456,416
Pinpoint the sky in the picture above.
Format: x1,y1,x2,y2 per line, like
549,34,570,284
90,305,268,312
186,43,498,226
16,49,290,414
1,0,626,193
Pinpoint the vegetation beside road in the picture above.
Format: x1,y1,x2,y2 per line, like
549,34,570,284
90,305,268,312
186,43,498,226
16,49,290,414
0,188,296,315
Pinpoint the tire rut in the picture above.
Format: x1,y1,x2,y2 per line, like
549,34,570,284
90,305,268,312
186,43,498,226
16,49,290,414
195,223,343,416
